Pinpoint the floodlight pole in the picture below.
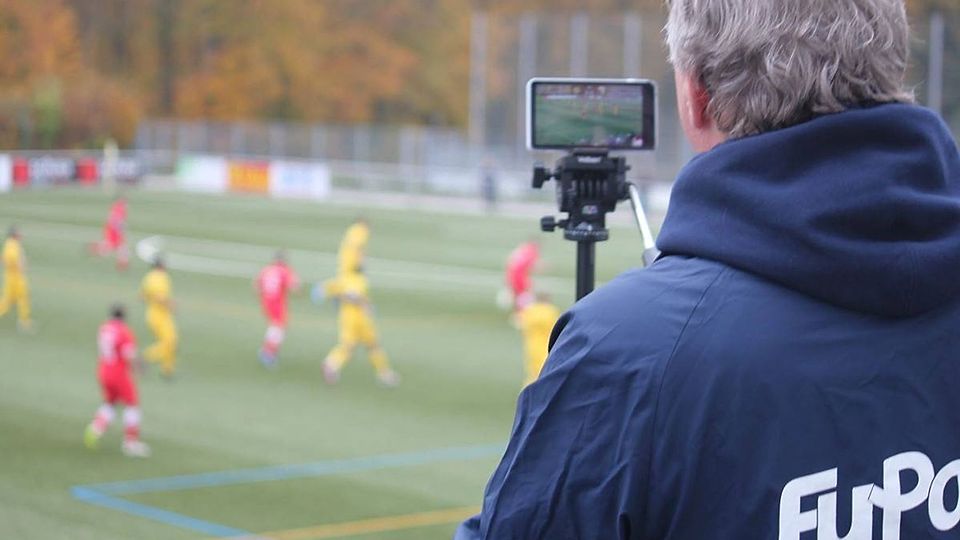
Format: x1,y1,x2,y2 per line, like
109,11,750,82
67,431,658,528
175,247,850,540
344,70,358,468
468,12,488,151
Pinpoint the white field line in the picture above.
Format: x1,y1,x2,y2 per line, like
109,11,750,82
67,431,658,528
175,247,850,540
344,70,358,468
19,219,573,294
135,235,258,280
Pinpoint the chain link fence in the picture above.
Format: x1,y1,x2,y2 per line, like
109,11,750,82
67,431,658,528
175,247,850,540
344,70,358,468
134,9,959,203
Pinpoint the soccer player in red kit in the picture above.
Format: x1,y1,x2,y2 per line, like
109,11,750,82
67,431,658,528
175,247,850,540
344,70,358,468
505,239,541,311
256,250,301,367
84,304,150,457
89,196,129,270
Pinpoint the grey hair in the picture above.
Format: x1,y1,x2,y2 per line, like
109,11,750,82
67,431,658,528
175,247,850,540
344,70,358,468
665,0,915,138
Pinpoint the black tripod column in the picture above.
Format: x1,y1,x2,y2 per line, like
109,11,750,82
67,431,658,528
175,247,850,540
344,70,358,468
575,240,596,301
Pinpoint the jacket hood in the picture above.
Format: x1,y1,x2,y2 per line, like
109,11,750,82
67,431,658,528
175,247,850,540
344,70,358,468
657,104,960,318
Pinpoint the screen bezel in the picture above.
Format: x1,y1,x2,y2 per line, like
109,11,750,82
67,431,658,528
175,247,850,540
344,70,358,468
526,77,657,152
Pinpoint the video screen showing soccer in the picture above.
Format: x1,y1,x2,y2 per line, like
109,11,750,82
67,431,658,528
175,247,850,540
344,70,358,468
531,81,652,150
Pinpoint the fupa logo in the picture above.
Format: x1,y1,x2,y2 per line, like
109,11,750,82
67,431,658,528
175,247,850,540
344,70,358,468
779,452,960,540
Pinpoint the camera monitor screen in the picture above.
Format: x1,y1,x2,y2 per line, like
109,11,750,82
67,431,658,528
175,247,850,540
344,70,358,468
527,78,656,151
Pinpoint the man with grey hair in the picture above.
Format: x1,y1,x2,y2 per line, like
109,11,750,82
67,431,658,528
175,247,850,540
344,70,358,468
457,1,960,538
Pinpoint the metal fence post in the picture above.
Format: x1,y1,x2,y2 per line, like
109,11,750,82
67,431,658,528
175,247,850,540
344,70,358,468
570,12,589,77
928,10,946,115
269,123,286,157
623,13,642,77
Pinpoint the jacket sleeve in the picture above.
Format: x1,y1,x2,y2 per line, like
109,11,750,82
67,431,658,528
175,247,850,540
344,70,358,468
454,308,663,540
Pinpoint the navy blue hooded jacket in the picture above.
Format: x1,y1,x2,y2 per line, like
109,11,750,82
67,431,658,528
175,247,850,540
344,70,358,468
456,104,960,540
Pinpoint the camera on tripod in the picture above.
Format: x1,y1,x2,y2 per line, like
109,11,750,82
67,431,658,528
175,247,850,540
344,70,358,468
527,78,659,300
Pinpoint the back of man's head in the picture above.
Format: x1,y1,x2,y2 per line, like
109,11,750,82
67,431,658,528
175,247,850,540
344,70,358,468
666,0,913,138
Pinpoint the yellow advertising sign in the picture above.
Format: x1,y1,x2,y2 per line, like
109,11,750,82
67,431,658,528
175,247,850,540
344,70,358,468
228,161,270,194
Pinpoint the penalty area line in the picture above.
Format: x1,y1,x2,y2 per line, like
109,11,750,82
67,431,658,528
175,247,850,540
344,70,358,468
81,443,505,496
70,486,255,538
71,444,501,538
17,218,574,294
134,235,548,294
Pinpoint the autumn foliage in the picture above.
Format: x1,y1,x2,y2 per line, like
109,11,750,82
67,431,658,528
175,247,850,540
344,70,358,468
0,0,953,149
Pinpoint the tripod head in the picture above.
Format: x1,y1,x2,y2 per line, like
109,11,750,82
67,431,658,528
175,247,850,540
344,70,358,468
534,149,630,244
533,150,633,300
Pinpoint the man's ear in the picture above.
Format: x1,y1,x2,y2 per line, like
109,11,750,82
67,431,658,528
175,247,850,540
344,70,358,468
676,70,727,152
684,74,713,129
690,78,715,129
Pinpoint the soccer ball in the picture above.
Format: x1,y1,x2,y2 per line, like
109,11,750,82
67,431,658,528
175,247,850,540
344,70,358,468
495,288,513,311
310,282,327,305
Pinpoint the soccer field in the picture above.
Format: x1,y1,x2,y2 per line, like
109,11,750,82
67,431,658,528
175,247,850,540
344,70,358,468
534,97,645,147
0,188,647,540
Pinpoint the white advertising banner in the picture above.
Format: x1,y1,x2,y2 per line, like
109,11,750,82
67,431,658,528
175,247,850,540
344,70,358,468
0,155,10,193
268,160,332,200
177,155,229,193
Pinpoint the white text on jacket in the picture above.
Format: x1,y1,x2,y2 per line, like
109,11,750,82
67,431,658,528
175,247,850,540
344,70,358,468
779,451,960,540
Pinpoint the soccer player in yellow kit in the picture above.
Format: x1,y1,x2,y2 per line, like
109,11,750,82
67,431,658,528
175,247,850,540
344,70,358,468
338,218,369,275
0,226,32,332
517,293,561,386
322,218,370,298
322,267,399,387
141,258,178,378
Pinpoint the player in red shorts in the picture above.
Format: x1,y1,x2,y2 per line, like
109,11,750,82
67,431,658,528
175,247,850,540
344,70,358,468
84,303,150,457
255,250,301,368
88,196,129,270
505,238,541,311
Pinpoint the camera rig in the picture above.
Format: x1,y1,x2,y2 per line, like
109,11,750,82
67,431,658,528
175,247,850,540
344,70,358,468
533,149,659,300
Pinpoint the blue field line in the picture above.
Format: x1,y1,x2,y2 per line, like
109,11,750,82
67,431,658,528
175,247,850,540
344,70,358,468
80,443,505,496
71,486,254,537
70,443,504,538
79,443,504,497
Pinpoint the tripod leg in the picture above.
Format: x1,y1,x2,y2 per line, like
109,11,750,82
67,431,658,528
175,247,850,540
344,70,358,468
627,183,661,267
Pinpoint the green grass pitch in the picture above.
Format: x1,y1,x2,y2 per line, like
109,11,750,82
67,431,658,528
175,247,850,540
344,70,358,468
0,188,647,539
534,96,645,147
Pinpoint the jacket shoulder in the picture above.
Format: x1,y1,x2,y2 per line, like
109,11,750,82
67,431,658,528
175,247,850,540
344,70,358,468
546,255,726,376
481,257,727,538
